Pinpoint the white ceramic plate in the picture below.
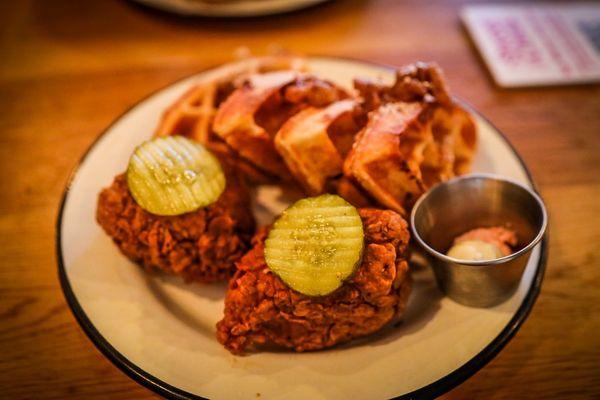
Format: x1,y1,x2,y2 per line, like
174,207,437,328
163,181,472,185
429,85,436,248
130,0,330,17
57,57,547,400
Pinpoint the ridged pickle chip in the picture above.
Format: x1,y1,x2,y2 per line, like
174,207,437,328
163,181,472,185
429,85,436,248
126,136,225,216
265,194,364,296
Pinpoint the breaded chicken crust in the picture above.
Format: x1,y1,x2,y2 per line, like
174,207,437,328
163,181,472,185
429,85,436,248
217,208,411,353
96,171,255,283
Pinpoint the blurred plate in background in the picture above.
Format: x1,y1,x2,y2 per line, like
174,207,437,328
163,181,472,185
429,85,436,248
130,0,330,17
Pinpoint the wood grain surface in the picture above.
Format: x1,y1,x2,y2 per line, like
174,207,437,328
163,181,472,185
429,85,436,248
1,0,599,399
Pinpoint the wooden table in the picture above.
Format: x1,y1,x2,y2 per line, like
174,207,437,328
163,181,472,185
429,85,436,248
1,0,599,398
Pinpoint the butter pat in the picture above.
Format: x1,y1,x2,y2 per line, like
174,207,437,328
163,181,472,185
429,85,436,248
447,240,503,261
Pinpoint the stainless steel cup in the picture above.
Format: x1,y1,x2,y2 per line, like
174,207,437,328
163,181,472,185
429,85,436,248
410,174,547,307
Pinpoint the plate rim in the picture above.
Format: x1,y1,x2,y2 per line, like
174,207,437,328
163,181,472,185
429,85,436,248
130,0,331,18
56,56,549,400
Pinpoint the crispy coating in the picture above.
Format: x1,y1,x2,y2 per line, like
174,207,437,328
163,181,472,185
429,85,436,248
96,168,255,283
216,208,411,353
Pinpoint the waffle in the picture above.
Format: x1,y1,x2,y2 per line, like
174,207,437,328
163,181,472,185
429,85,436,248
344,64,477,216
212,71,300,180
212,71,348,180
154,56,307,183
155,56,307,142
155,58,476,214
274,99,361,195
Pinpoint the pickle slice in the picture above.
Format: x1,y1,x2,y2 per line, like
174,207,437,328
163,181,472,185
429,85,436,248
126,136,225,216
265,194,364,296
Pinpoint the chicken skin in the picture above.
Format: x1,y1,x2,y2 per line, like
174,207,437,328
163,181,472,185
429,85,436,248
216,208,411,353
96,163,255,283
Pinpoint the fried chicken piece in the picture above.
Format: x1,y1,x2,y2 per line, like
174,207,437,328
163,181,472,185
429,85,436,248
213,71,348,180
96,162,255,283
216,208,411,354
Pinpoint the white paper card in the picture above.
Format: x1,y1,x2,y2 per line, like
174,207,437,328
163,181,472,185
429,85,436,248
462,3,600,87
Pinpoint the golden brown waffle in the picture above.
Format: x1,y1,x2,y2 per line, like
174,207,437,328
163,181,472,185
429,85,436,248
155,56,307,144
155,58,477,213
154,56,308,183
344,102,476,216
344,103,427,215
212,71,348,180
155,83,217,143
274,99,360,195
212,71,300,180
344,63,477,216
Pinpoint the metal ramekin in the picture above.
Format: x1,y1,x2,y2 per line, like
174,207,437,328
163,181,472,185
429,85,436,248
410,174,548,307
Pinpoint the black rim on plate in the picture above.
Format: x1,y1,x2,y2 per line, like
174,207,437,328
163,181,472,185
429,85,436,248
56,56,549,400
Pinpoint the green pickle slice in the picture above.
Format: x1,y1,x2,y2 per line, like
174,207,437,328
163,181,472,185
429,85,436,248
265,194,364,296
126,136,225,216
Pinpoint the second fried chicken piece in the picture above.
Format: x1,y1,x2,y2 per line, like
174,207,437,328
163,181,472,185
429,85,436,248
96,162,255,283
216,208,411,353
